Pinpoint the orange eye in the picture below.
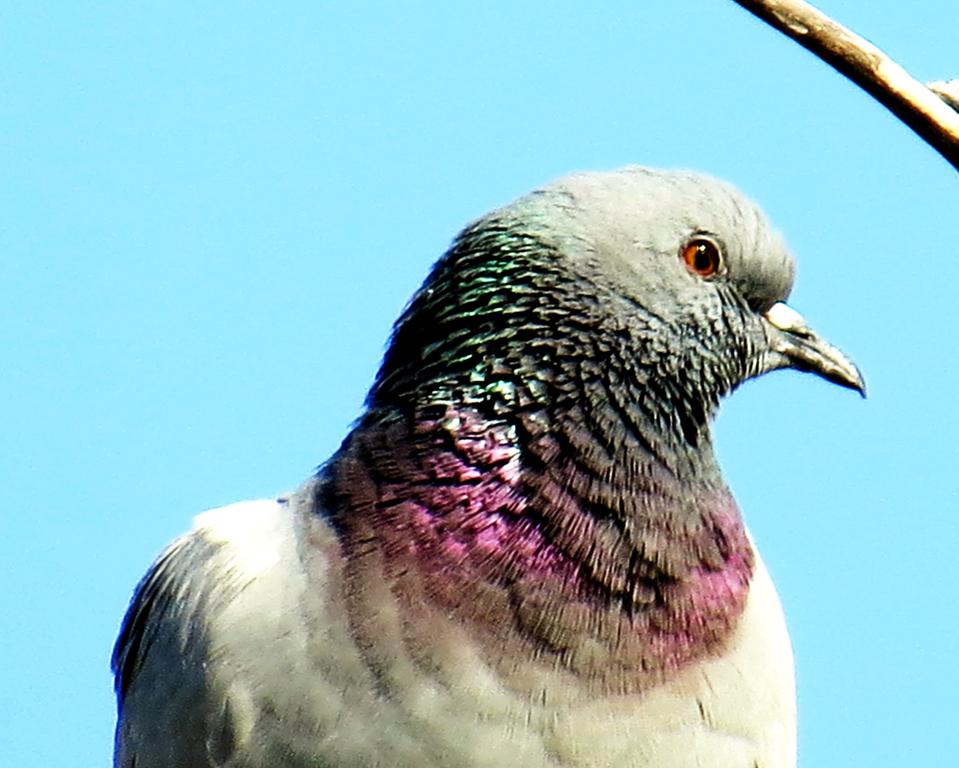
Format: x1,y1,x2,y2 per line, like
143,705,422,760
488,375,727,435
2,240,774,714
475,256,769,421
681,237,722,278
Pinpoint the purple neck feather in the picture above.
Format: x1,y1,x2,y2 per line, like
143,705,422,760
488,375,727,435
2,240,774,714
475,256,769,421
325,401,754,695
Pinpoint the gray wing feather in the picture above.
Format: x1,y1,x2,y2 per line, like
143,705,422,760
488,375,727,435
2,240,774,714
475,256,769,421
113,530,226,768
112,533,220,701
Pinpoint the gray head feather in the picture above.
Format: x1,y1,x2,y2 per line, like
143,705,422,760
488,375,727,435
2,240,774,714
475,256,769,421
502,166,795,314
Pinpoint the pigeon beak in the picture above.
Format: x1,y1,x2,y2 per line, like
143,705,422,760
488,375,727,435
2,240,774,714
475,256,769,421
762,302,866,397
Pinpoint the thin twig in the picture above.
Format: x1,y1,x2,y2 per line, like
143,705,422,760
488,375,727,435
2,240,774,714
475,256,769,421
929,80,959,112
732,0,959,172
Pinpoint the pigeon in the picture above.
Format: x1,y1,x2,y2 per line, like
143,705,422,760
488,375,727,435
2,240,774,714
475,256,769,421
112,166,863,768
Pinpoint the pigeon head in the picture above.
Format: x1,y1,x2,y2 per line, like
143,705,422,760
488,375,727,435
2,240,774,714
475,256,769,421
329,167,862,692
370,166,862,472
524,168,864,396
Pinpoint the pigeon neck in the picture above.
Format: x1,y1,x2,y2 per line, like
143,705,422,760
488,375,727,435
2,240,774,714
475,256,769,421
367,231,727,487
322,402,752,695
321,236,753,693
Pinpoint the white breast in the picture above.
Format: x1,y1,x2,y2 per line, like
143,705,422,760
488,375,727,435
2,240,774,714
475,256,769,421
118,494,795,768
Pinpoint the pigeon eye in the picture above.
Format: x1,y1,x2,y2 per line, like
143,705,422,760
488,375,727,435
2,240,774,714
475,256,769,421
681,237,722,279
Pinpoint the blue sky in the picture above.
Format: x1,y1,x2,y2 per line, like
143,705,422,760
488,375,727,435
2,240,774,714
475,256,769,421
3,2,958,765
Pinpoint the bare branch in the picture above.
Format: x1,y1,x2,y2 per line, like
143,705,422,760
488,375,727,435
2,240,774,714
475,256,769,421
733,0,959,172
